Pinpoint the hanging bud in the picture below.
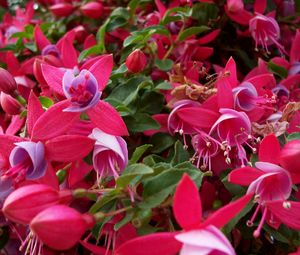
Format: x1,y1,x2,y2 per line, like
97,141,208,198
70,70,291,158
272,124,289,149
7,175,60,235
50,3,74,17
0,68,17,95
30,205,95,250
3,184,72,225
80,2,104,19
125,49,147,73
0,92,22,115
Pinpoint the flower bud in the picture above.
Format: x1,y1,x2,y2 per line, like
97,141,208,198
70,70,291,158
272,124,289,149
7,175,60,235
0,92,22,115
125,49,147,73
280,139,300,173
50,3,74,17
3,184,71,225
80,2,103,19
0,68,17,95
30,205,95,250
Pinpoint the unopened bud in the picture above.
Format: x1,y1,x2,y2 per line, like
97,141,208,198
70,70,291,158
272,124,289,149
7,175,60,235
0,92,22,115
80,2,103,19
50,3,74,17
0,68,17,95
125,49,147,73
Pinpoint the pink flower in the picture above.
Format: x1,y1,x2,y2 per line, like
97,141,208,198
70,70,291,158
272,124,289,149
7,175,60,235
90,128,128,179
115,174,252,255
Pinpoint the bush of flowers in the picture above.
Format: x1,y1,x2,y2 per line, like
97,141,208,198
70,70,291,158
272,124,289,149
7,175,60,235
0,0,299,254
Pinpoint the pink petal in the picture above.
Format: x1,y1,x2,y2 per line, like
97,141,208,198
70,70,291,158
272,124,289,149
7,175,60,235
155,0,166,17
266,201,300,230
34,25,50,51
45,135,95,162
290,30,300,63
5,115,25,135
27,91,44,137
225,6,252,25
254,0,267,13
173,174,202,230
86,101,128,136
194,46,213,61
228,167,264,186
258,134,280,164
176,107,220,130
217,78,234,109
224,57,238,87
41,64,65,95
79,241,111,255
246,73,276,91
61,37,78,68
31,100,80,141
115,232,182,255
68,160,93,188
0,135,24,159
202,193,253,228
197,29,221,45
88,54,113,91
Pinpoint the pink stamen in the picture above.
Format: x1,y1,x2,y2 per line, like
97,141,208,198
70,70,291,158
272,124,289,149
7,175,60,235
253,207,268,238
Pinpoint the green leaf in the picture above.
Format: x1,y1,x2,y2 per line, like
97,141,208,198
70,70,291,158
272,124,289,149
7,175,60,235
287,132,300,141
192,3,219,25
129,144,153,164
155,81,173,90
39,96,54,109
139,167,203,209
138,91,165,114
267,61,288,79
178,26,210,42
117,163,154,188
125,113,160,132
155,58,174,71
78,45,102,62
114,210,135,231
96,18,110,52
89,189,121,214
171,141,190,165
150,133,175,153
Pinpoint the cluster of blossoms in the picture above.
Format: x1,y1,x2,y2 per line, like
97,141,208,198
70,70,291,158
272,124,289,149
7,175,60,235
0,0,299,254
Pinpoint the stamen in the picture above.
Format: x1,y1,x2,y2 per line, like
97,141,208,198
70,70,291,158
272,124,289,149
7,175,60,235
253,207,268,238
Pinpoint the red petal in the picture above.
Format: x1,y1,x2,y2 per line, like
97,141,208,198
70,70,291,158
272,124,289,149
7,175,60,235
197,29,221,45
86,101,128,136
225,6,252,25
115,233,181,255
228,167,264,186
61,37,78,68
176,107,220,130
254,0,267,13
202,193,253,228
88,54,113,91
41,64,65,95
246,74,276,91
45,135,95,162
224,57,238,87
291,30,300,63
68,160,93,188
79,241,111,255
258,134,281,164
217,78,234,109
27,91,44,136
266,201,300,230
5,115,25,135
34,25,50,51
31,100,80,141
173,174,202,229
0,134,24,158
155,0,166,17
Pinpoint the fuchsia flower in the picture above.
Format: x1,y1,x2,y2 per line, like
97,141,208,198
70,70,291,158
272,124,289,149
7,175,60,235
115,174,252,255
41,54,128,136
249,13,285,54
0,67,17,95
229,134,300,237
90,128,128,179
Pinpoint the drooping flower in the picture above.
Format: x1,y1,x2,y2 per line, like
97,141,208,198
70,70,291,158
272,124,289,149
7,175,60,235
228,134,300,237
90,128,128,179
115,174,252,255
249,13,286,54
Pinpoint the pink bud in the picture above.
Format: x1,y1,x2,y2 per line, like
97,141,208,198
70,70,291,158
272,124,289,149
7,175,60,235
0,92,22,115
280,140,300,173
80,2,104,19
3,184,71,225
30,205,95,250
50,3,74,17
227,0,244,12
0,68,17,95
125,49,147,73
